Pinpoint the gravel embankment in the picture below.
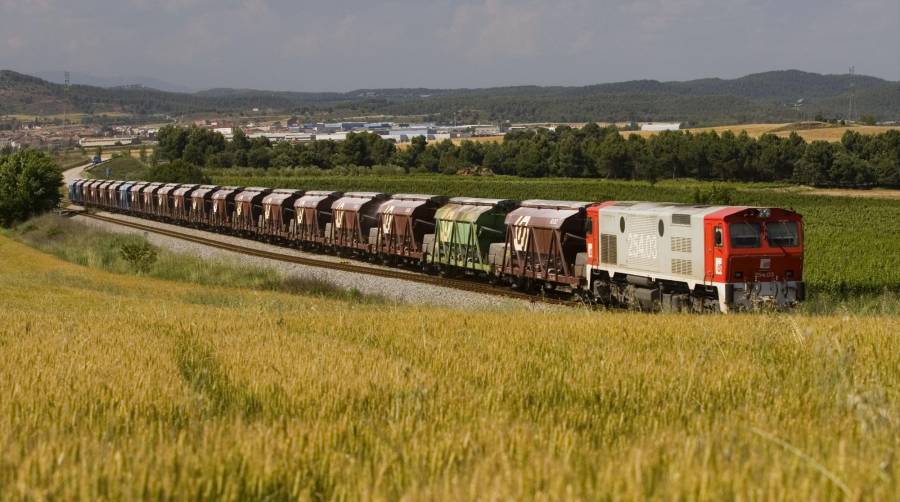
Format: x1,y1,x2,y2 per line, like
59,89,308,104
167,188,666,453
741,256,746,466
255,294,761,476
72,211,556,311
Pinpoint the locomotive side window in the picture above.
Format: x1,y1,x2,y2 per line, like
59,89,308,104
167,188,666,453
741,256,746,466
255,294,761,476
729,222,761,248
767,221,799,247
714,226,723,247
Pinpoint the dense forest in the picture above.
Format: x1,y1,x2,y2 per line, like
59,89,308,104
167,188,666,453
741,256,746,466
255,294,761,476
3,69,899,123
153,124,900,187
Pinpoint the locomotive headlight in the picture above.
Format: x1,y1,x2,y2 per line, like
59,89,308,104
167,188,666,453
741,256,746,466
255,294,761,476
759,208,771,218
735,271,743,279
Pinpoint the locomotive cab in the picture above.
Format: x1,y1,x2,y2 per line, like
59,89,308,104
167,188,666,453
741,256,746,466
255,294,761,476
704,207,804,311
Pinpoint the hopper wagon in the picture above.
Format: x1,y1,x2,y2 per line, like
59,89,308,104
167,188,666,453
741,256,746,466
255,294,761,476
232,187,273,235
187,185,221,226
326,192,389,254
260,189,304,241
424,197,518,276
291,191,342,247
491,200,592,291
208,186,244,230
169,184,201,222
372,194,448,264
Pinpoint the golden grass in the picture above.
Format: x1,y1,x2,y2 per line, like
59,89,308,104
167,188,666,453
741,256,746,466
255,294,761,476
1,234,898,499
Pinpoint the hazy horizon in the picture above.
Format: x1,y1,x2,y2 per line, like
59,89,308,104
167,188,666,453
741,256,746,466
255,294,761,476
2,0,898,92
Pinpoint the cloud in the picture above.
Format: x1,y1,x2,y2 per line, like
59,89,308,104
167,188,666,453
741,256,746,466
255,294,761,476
0,0,896,89
440,0,545,62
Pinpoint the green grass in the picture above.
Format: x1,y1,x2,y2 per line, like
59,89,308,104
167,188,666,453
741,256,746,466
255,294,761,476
10,214,384,304
51,150,91,171
85,155,149,180
206,170,900,306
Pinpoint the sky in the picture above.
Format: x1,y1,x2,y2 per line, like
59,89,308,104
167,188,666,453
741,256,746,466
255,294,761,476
1,0,898,92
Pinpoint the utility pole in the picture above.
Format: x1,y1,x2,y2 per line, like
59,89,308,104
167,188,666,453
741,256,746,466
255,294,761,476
63,71,70,130
848,66,855,123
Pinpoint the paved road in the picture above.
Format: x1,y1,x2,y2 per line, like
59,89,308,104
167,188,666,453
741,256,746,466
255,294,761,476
62,163,92,185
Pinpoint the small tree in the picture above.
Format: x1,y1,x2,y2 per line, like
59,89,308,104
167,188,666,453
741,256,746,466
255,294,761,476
0,149,63,227
146,159,208,184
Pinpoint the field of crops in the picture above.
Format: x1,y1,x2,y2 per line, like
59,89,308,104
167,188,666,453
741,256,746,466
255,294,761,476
1,235,898,499
207,171,900,304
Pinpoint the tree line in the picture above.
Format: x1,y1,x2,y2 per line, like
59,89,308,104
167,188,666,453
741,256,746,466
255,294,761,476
154,124,900,187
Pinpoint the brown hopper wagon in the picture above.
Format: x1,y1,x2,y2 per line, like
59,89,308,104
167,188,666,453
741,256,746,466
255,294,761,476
107,181,126,209
86,180,103,206
232,187,273,234
139,182,165,215
208,187,244,229
128,182,149,212
98,181,115,208
86,180,104,206
291,191,342,246
327,192,389,252
491,200,592,289
95,180,112,208
187,185,221,226
372,194,448,261
170,184,200,222
259,189,304,240
154,183,182,219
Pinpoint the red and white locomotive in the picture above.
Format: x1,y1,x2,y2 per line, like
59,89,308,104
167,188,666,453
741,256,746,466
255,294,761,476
583,202,804,312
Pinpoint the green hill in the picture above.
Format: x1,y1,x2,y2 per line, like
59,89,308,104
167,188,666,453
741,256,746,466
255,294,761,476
2,69,897,123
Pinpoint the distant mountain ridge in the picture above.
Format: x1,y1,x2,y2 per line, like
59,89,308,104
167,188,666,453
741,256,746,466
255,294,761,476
1,69,897,123
33,70,195,94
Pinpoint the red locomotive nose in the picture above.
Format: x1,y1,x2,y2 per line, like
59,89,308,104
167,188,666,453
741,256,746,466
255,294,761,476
705,208,804,285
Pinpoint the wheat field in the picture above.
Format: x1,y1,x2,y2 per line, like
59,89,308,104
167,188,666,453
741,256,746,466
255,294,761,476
1,234,898,500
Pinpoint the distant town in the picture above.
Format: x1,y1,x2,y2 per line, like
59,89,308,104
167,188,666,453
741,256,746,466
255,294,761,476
1,115,688,151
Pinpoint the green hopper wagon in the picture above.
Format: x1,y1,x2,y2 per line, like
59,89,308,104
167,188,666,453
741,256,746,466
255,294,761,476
424,197,519,275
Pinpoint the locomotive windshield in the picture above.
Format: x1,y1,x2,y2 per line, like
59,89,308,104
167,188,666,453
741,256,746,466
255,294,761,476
767,221,799,247
729,222,761,248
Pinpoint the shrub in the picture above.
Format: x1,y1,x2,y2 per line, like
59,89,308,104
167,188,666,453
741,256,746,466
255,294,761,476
0,149,63,227
118,240,158,273
146,159,209,184
692,184,735,205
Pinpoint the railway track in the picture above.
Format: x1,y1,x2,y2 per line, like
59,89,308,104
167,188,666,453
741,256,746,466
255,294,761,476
77,210,577,307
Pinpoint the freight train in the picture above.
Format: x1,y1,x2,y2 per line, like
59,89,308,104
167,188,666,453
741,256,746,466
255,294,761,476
69,178,805,312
